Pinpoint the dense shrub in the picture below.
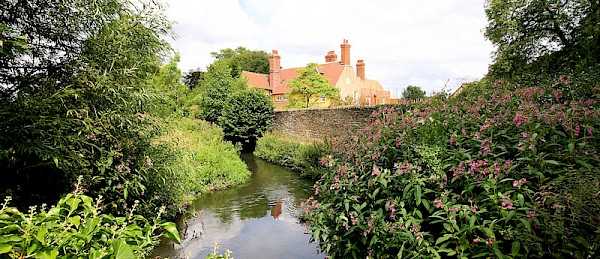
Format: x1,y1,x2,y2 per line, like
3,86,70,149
154,118,251,198
254,133,330,179
301,78,599,258
219,89,275,151
0,184,180,258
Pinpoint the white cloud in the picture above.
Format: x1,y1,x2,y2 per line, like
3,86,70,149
163,0,495,97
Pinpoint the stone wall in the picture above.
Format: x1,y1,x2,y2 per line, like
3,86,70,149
271,106,379,142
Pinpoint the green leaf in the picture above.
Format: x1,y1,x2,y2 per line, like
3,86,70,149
493,247,504,259
517,194,525,205
504,211,515,222
34,249,58,259
436,235,452,245
0,243,12,254
68,216,81,229
511,241,520,256
568,143,574,153
161,222,181,244
543,160,559,166
112,240,135,259
415,185,422,206
35,226,48,244
469,216,476,228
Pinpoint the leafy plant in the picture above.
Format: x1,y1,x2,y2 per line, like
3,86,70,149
301,77,599,258
219,89,275,151
0,182,180,258
286,63,339,108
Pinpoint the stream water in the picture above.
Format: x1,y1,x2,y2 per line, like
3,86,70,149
152,154,325,259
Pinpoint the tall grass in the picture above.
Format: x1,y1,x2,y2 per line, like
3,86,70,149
254,133,330,179
154,118,251,204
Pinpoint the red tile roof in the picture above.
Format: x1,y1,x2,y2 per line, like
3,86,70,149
270,62,346,94
242,71,271,90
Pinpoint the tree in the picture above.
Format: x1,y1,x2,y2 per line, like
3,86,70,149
183,68,204,89
211,47,270,78
287,63,339,108
484,0,600,79
402,85,426,100
197,61,246,123
0,0,175,215
219,89,275,151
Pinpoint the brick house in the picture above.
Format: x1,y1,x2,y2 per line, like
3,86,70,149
242,39,390,109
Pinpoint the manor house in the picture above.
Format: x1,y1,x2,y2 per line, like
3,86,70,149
242,39,391,109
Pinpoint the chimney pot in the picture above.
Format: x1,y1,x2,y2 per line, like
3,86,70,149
340,39,351,65
356,59,365,80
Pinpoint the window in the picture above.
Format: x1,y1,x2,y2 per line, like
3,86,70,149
381,98,385,105
366,98,371,105
276,95,281,102
345,77,351,84
320,96,326,102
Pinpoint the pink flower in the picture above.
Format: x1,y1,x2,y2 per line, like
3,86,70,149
473,238,479,244
487,238,493,245
527,211,536,218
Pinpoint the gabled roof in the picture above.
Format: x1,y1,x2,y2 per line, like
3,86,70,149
272,62,346,94
242,71,271,90
244,62,348,95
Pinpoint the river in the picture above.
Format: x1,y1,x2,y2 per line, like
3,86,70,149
152,154,325,259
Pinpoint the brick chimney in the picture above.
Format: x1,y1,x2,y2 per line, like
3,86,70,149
269,50,281,88
340,39,351,65
356,60,365,80
325,50,337,63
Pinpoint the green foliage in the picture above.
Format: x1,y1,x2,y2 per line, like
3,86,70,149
254,133,330,179
287,63,339,108
402,85,426,100
0,186,180,258
146,54,190,118
0,0,175,218
219,89,275,150
484,0,600,80
301,77,600,258
211,47,270,78
197,62,247,123
154,118,251,196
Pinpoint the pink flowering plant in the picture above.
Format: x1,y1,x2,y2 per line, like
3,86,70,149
301,78,599,258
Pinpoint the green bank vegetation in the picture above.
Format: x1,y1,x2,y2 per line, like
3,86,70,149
254,133,330,179
301,1,600,257
0,0,274,256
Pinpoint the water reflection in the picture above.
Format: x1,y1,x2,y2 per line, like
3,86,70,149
153,154,324,259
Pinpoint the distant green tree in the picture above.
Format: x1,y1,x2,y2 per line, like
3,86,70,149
287,63,339,108
146,54,190,118
402,85,426,100
219,88,275,151
484,0,600,80
197,62,246,123
211,47,270,78
183,69,204,90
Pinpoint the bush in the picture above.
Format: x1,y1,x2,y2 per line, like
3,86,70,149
219,89,275,151
301,77,599,258
0,184,180,258
254,133,330,179
154,118,251,198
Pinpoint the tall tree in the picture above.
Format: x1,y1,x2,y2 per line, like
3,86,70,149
211,47,270,78
0,0,173,213
287,63,339,108
197,61,246,123
484,0,600,79
219,88,274,151
402,85,426,100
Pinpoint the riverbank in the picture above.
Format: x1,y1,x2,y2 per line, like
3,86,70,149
254,133,330,179
153,118,252,208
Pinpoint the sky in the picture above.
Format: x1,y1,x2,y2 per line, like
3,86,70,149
163,0,495,97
